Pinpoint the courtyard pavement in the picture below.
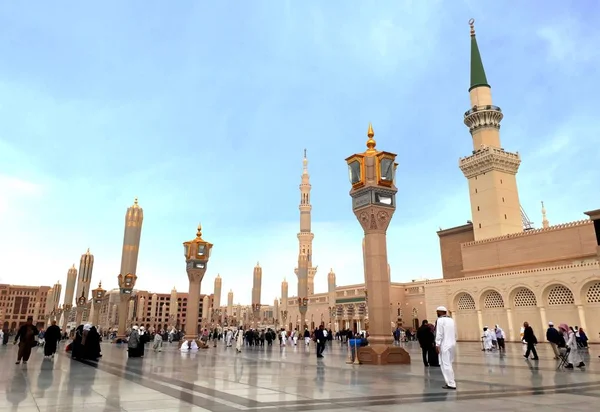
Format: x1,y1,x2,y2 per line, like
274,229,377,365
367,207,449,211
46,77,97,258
0,339,599,411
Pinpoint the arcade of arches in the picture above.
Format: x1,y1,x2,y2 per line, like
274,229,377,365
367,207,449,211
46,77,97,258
424,267,600,342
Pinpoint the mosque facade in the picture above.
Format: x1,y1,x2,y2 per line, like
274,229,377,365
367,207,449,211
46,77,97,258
272,22,600,342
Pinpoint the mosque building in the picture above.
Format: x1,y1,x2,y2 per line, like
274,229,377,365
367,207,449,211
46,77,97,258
266,21,600,341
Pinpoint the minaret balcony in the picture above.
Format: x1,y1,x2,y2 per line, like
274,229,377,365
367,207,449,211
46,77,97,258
464,104,503,134
459,146,521,179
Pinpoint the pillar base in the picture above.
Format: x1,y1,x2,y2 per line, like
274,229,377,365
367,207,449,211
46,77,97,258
357,344,411,365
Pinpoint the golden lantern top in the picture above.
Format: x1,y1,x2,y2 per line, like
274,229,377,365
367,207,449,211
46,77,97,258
183,223,213,262
345,123,399,194
92,281,106,302
118,273,137,294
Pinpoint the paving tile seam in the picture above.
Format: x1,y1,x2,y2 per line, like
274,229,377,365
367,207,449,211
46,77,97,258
74,354,600,410
85,356,261,407
66,355,254,410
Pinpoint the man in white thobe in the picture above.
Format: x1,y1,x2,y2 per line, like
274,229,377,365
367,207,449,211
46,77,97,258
482,326,493,351
435,306,457,390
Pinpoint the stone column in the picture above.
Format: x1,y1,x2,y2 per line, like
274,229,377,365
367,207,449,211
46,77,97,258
201,294,210,329
476,309,483,333
506,308,515,341
297,254,309,329
118,295,129,337
576,305,587,332
128,300,135,326
185,280,201,340
538,306,548,338
273,298,279,327
137,296,145,323
92,302,101,326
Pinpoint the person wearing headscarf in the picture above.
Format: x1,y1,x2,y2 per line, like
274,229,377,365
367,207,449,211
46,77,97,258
44,320,61,359
559,324,584,369
153,330,163,352
83,326,101,360
128,325,141,358
494,325,505,352
71,325,85,360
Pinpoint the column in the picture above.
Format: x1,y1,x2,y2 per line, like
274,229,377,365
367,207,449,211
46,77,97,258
576,305,587,332
505,308,515,341
538,306,547,340
185,280,201,340
476,309,483,333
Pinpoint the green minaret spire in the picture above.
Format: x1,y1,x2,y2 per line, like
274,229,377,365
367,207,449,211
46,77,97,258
468,19,490,92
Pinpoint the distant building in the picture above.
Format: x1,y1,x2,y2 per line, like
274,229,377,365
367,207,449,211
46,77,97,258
0,284,51,330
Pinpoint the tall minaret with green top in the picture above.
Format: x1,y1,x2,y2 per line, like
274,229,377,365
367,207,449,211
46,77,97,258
459,19,523,241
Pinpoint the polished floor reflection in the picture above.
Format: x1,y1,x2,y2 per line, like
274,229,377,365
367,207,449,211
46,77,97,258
0,340,599,411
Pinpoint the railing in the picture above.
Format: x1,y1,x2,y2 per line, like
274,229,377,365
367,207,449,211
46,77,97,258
464,105,502,117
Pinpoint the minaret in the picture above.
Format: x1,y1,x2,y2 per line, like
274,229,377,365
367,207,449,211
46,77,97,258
120,197,144,277
63,264,77,309
273,298,279,326
227,289,233,318
214,275,222,323
75,249,94,301
281,278,288,312
541,201,550,228
51,281,62,312
295,150,318,295
169,287,178,323
327,268,336,306
297,253,309,328
252,263,262,320
44,287,54,316
459,19,523,241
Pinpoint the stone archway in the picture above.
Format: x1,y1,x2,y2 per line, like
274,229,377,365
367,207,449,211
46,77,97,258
543,284,578,331
509,286,539,339
480,289,508,336
453,292,478,341
581,280,600,342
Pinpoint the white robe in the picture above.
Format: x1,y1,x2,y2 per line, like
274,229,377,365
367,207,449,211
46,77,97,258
226,330,233,347
280,330,287,346
483,330,493,350
566,331,582,365
435,316,457,388
236,330,244,352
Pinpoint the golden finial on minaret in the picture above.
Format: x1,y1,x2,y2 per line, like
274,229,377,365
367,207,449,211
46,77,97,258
133,197,139,207
541,201,549,228
196,223,202,238
366,122,377,153
86,248,90,255
469,18,475,37
98,281,102,288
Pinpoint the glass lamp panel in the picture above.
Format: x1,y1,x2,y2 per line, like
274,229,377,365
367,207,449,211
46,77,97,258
197,244,205,256
184,245,189,257
348,161,361,185
380,158,394,181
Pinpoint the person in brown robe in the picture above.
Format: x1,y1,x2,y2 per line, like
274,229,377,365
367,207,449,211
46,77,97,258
14,316,39,364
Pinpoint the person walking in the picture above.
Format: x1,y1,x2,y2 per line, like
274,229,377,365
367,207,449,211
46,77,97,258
315,324,326,358
523,322,539,360
434,306,456,390
14,316,39,365
44,320,61,359
546,322,561,359
417,320,437,367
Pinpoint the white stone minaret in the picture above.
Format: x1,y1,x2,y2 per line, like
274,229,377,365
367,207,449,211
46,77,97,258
327,268,336,306
213,275,222,320
541,201,550,228
252,263,262,319
169,287,178,322
295,150,318,295
281,278,288,313
459,20,523,241
75,249,94,301
227,289,233,317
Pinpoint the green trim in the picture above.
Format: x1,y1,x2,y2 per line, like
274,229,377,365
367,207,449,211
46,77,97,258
469,35,490,92
336,297,366,304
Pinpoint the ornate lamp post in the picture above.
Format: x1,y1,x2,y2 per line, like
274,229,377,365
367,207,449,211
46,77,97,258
345,123,410,365
182,224,213,346
117,273,137,338
91,282,106,327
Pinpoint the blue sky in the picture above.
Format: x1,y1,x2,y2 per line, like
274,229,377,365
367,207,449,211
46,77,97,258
1,1,599,305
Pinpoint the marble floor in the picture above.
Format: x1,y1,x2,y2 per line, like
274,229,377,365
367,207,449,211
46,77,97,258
0,340,599,411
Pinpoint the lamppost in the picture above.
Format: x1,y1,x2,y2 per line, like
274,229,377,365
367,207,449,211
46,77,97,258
117,273,137,338
92,282,106,327
345,123,410,365
182,224,213,346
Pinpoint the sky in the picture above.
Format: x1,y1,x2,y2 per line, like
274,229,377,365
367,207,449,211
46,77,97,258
1,1,599,306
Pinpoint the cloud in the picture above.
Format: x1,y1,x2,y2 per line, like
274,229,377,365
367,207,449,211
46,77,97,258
0,174,45,219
